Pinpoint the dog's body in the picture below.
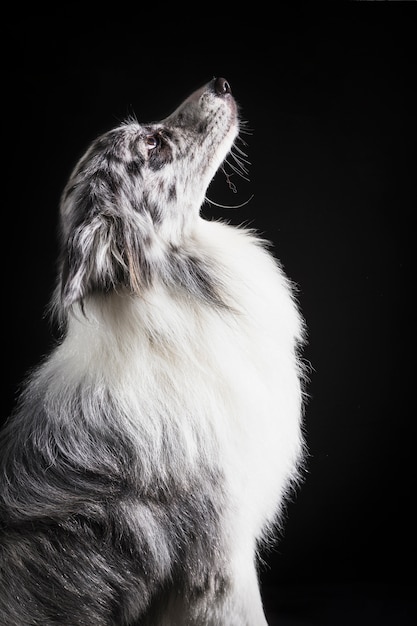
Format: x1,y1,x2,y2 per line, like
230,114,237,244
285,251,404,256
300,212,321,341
0,78,306,625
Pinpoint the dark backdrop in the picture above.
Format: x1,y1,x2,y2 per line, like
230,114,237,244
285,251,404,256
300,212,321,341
3,6,415,625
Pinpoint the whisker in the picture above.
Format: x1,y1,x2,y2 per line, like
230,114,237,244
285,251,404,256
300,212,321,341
233,144,251,162
205,194,255,209
230,151,251,172
238,119,253,135
223,157,250,182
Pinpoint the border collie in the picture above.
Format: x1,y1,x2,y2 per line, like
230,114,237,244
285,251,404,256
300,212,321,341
0,77,307,625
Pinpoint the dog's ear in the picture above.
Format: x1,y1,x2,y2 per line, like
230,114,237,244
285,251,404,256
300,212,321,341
60,214,145,309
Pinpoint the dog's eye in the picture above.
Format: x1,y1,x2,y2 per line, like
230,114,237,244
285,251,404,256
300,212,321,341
145,134,160,150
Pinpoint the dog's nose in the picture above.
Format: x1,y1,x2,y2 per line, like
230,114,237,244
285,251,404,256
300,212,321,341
214,77,232,95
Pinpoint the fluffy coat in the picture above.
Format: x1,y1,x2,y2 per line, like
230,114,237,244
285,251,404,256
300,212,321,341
0,77,306,625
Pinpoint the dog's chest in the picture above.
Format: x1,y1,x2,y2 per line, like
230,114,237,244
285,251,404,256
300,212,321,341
66,222,303,527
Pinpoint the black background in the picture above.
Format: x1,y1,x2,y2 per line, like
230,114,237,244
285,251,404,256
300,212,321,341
3,5,415,625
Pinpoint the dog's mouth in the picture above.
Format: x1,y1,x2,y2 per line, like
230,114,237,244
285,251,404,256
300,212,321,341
163,76,238,131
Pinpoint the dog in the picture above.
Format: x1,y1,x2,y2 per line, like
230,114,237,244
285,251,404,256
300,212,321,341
0,77,307,625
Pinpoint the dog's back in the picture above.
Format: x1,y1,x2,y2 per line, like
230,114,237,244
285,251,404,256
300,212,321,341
0,78,306,625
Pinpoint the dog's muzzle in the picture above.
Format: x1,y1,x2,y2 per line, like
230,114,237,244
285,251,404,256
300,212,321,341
164,76,237,127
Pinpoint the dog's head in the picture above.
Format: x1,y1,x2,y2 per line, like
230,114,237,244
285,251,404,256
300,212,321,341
56,78,239,315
